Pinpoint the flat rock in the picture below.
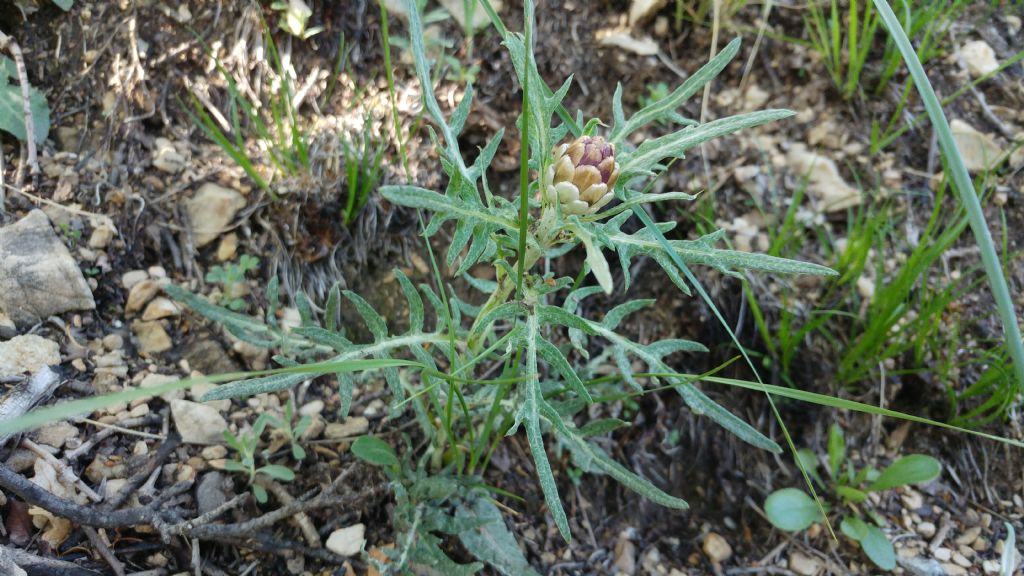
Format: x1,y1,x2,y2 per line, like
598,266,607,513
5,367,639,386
132,320,173,354
787,144,860,212
140,372,185,401
0,210,95,326
599,32,659,56
0,335,61,377
703,532,732,563
961,40,998,78
196,471,232,515
325,524,366,557
152,137,186,173
951,119,1002,173
32,422,79,449
186,183,246,248
141,297,180,321
324,417,369,439
629,0,668,26
126,280,161,315
788,551,823,576
170,399,230,445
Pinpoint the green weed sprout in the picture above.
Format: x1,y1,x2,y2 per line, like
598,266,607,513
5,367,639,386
263,398,313,460
222,413,297,504
764,424,941,570
205,254,259,311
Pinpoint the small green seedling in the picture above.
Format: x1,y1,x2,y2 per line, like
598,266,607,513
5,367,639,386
271,0,323,39
263,398,313,460
222,413,297,503
764,424,942,570
205,254,259,311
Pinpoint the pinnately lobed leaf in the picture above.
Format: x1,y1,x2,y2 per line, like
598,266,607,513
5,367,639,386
456,497,541,576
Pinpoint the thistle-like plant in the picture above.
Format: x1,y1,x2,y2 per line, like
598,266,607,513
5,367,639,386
169,0,837,570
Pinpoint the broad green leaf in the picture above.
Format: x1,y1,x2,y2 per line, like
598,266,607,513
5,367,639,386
457,497,540,576
842,517,895,570
868,454,941,492
764,489,821,532
835,485,868,504
252,484,268,503
351,435,399,468
0,60,50,144
258,464,296,482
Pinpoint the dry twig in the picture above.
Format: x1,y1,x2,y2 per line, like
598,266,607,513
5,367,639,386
0,30,40,187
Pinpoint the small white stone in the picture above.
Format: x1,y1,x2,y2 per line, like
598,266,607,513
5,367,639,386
952,552,971,568
132,320,172,355
703,532,732,563
152,138,186,173
629,0,669,26
961,40,999,78
324,417,369,439
126,280,161,315
121,270,149,290
325,524,366,557
170,399,230,445
917,521,936,538
788,551,823,576
951,119,1002,173
933,547,952,562
185,183,247,248
140,372,185,401
299,400,325,417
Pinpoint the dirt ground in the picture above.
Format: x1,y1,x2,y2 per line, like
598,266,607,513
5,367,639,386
1,0,1024,575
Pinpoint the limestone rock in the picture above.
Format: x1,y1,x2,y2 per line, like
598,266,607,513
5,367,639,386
126,280,161,315
961,40,998,79
324,417,369,439
787,145,860,212
140,372,185,401
325,524,366,557
132,320,172,354
599,32,659,56
0,335,61,377
0,210,95,326
951,119,1002,173
185,183,246,247
152,137,186,173
630,0,669,26
170,399,230,445
703,532,732,563
141,297,180,321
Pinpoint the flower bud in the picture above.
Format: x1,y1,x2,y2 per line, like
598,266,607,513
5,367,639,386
543,136,619,215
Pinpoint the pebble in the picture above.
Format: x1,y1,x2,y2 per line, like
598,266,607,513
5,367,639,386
88,222,116,249
325,524,366,557
324,417,369,439
961,40,999,78
299,400,325,417
982,560,1000,574
122,270,149,290
103,333,124,350
141,297,180,321
170,399,230,445
126,280,161,315
941,563,968,576
152,138,186,173
788,551,823,576
702,532,732,563
201,445,227,460
933,547,952,562
917,521,937,538
216,233,239,262
32,422,79,449
132,320,172,354
952,552,971,568
139,372,184,401
955,526,981,546
185,182,246,247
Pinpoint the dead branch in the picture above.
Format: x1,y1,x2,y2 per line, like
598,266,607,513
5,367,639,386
0,461,386,565
0,367,62,448
0,30,40,187
1,544,102,576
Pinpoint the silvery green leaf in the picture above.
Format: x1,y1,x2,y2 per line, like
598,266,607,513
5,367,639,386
296,292,314,326
464,273,497,294
337,371,355,418
611,38,741,144
0,57,50,144
579,418,629,437
619,110,796,180
457,498,541,576
535,335,592,402
290,326,352,351
343,290,388,341
646,339,708,358
536,304,596,334
395,268,424,334
450,83,474,136
602,299,654,331
447,219,476,269
324,283,340,332
676,381,782,452
380,185,518,230
579,229,613,295
201,373,307,401
543,404,688,510
523,315,571,541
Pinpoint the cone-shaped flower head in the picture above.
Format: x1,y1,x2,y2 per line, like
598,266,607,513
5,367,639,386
543,135,619,215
